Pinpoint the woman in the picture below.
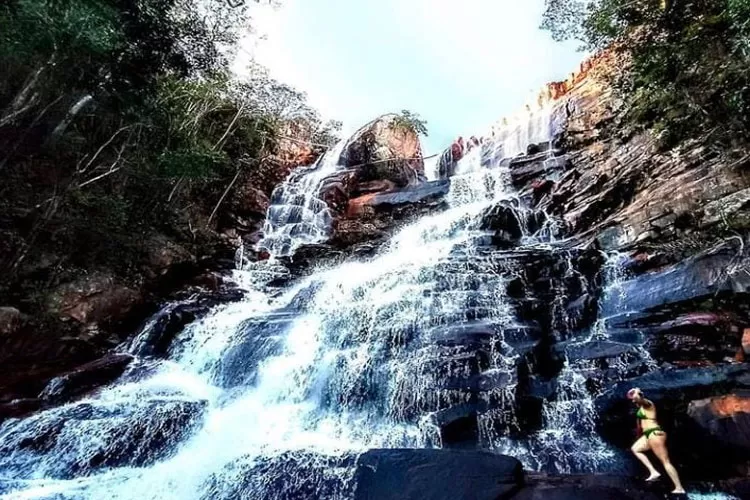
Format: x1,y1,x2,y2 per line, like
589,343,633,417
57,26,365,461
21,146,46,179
627,387,686,494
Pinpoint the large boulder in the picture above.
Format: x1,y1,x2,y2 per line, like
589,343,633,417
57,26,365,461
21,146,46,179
353,449,523,500
339,114,425,188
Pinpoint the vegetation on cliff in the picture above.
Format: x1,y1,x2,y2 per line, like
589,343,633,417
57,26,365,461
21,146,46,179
542,0,750,148
0,0,339,311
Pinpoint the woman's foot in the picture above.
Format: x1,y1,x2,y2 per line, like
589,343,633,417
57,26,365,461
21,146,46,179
671,489,686,494
645,472,661,482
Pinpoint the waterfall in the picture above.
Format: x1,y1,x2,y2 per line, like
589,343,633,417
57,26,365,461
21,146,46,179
0,108,650,499
257,140,347,257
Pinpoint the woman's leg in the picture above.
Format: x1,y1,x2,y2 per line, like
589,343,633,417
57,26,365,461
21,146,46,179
631,435,660,480
649,432,685,494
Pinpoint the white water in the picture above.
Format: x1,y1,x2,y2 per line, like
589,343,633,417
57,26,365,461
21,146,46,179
257,140,347,257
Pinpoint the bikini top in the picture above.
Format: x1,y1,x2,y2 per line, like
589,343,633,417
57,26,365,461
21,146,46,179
637,407,655,420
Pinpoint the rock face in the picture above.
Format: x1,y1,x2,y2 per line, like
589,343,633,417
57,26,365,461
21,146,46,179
48,273,142,328
339,114,425,187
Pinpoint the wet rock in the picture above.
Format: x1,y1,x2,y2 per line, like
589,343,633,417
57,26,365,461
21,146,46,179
330,181,449,249
339,114,425,187
38,353,134,405
479,202,523,241
531,179,555,205
436,145,460,180
517,474,663,500
427,321,499,349
203,451,356,500
0,398,43,420
229,184,270,219
601,248,750,320
351,179,398,196
430,403,480,447
277,244,347,277
509,151,568,189
555,341,636,362
0,398,207,479
216,311,297,387
345,180,449,218
130,290,243,358
353,449,523,500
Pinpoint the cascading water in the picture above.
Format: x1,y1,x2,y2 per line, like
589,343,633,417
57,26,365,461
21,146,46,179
0,105,655,499
257,140,347,257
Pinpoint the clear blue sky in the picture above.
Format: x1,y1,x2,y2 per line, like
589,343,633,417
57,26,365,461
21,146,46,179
237,0,584,154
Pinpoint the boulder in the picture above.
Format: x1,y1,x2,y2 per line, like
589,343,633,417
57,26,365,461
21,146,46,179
353,449,523,500
339,114,425,187
144,236,196,278
229,183,270,219
38,353,134,404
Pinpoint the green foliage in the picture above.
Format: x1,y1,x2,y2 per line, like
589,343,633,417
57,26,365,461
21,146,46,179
541,0,750,149
0,0,339,293
391,109,429,137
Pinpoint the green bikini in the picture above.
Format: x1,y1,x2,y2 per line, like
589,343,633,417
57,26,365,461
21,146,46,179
637,407,664,438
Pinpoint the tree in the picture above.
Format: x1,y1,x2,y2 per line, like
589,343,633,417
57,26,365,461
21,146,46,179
392,109,429,137
541,0,750,148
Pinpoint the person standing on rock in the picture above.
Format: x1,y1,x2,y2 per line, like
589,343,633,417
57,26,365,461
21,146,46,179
627,387,686,495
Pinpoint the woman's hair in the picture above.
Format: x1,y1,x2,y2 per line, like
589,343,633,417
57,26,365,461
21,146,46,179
627,387,642,400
